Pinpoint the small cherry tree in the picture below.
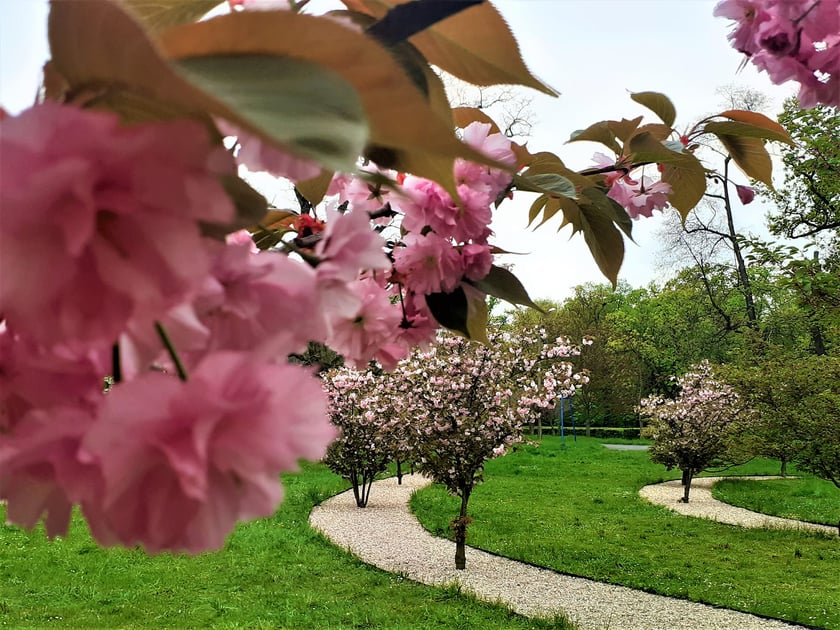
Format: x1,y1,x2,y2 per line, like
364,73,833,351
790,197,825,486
393,329,585,569
640,360,753,502
322,369,395,507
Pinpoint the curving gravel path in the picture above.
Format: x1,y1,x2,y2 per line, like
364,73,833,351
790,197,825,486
310,474,806,630
639,476,838,536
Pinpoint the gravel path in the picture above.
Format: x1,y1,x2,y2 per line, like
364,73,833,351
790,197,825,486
639,476,838,536
309,474,805,629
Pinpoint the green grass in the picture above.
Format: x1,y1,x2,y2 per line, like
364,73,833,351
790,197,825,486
411,437,840,630
0,462,572,629
713,477,840,528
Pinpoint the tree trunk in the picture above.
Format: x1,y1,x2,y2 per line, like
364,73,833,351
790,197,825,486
396,460,403,485
681,469,690,486
780,458,787,477
722,158,758,327
454,487,471,570
680,469,694,503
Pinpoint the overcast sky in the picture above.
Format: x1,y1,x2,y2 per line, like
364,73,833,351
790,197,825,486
0,0,795,303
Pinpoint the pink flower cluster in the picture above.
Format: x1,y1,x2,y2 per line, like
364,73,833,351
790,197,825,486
0,103,518,551
0,104,345,553
322,122,517,367
715,0,840,107
591,153,672,219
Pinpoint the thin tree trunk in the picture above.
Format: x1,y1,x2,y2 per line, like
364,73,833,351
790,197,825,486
681,469,694,503
396,460,403,485
780,458,788,477
454,487,471,570
722,157,758,327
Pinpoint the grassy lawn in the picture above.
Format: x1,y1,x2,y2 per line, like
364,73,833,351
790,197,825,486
713,477,840,528
411,436,840,630
0,462,571,629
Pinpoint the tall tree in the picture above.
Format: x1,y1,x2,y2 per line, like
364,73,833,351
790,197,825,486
763,100,840,263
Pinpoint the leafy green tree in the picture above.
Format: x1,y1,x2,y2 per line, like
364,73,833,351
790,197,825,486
763,100,840,262
790,356,840,486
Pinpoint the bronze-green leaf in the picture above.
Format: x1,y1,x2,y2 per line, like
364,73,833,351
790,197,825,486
342,0,557,96
630,91,677,128
578,190,625,287
716,134,774,187
464,285,489,344
513,172,577,199
704,120,794,146
159,9,501,197
569,121,621,155
660,157,707,220
716,110,793,144
176,55,368,171
468,265,542,311
119,0,222,31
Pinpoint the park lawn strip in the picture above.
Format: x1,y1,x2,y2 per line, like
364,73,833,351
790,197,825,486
713,477,839,528
0,462,572,630
411,437,840,630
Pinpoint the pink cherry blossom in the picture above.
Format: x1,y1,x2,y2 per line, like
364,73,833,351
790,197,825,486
714,0,769,55
0,103,235,347
716,0,840,108
393,233,464,295
400,176,461,238
314,210,390,283
327,167,400,215
608,176,672,219
591,152,627,186
80,351,334,554
216,118,321,181
193,241,326,359
0,326,107,431
0,406,101,538
460,243,493,281
325,278,406,370
455,122,516,198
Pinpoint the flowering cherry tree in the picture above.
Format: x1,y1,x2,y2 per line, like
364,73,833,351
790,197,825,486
391,329,586,569
0,0,797,553
321,368,412,507
640,361,754,503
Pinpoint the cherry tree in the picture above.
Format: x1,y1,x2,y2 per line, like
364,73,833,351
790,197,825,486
640,361,754,502
322,367,420,506
392,329,586,569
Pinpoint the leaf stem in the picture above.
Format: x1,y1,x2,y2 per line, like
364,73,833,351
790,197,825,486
155,322,188,382
111,342,122,384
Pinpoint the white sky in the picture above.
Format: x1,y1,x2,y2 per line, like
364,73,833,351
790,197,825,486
0,0,795,303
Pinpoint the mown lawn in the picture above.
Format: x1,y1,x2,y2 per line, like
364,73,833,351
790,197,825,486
0,462,571,629
713,476,840,528
411,436,840,630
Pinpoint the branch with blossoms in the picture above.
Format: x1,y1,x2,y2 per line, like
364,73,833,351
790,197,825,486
0,0,796,554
